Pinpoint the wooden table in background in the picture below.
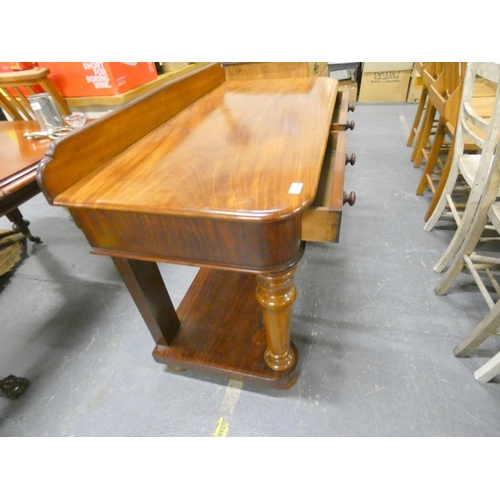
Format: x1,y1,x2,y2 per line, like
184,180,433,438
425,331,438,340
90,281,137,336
37,63,356,389
0,121,48,242
0,121,49,399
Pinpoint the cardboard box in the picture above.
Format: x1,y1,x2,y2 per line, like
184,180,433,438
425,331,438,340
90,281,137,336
358,69,411,102
407,75,424,103
162,62,190,72
35,62,157,97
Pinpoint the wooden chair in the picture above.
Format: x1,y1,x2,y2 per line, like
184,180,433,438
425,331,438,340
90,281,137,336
415,63,466,191
0,67,71,120
421,79,496,228
412,64,495,209
434,112,500,296
432,64,500,378
407,63,429,148
0,67,71,243
426,64,500,273
435,142,500,296
409,63,444,166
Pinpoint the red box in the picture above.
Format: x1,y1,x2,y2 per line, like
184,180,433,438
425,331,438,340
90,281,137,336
0,62,35,72
0,62,42,94
35,62,158,97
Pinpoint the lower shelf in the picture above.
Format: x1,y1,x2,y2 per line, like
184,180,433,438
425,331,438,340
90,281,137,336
152,268,298,389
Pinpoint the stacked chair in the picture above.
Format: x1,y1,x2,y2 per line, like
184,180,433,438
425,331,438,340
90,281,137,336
423,76,497,231
432,62,500,382
0,66,70,120
410,63,467,227
408,63,497,229
408,63,445,167
414,64,466,209
431,64,500,273
0,67,71,244
407,63,431,150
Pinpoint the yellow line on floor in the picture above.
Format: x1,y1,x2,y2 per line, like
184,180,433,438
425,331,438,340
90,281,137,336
212,380,243,437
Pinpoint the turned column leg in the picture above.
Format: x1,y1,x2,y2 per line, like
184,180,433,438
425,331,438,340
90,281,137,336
256,266,297,372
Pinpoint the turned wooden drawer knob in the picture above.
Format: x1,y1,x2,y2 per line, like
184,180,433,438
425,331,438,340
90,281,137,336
345,153,356,166
348,103,356,112
343,191,356,206
346,120,355,130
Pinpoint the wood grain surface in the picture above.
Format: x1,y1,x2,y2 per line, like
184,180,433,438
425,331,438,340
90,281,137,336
37,63,226,203
0,122,47,185
53,76,338,222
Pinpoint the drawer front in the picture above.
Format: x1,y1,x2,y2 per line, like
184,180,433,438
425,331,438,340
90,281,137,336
300,131,346,242
301,90,355,243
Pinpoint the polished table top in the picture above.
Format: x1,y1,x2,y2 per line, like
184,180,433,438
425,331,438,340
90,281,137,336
54,77,338,222
0,121,49,242
0,121,48,190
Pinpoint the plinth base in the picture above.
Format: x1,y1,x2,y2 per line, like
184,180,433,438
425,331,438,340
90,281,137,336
152,269,298,389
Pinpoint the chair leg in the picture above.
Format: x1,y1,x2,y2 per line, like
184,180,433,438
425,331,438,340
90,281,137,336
413,103,436,167
432,150,479,274
411,102,432,163
407,88,428,147
434,252,467,296
424,144,460,234
454,298,500,357
6,208,42,244
432,156,499,273
434,207,489,292
433,221,467,274
424,140,455,223
474,350,500,382
416,116,447,195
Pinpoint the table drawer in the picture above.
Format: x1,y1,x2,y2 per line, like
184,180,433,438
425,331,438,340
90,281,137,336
301,90,355,243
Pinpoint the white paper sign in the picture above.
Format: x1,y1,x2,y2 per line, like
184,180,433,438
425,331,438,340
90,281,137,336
288,183,303,194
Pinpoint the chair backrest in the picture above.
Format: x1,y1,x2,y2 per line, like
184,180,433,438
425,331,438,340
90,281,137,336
427,62,467,125
0,67,71,121
433,64,500,298
456,63,500,153
457,63,500,212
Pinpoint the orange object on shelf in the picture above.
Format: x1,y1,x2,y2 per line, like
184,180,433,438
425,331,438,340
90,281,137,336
0,62,35,72
35,62,158,97
0,63,43,95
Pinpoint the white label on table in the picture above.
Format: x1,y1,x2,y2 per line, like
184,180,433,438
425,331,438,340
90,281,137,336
31,102,42,110
288,182,303,194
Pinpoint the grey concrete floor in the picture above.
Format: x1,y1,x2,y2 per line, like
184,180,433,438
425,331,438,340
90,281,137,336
1,102,500,437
